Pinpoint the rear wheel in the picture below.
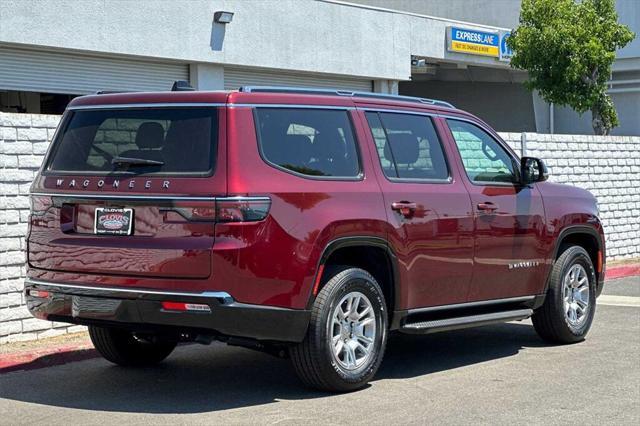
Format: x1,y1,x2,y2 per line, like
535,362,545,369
89,325,177,367
532,245,597,343
290,266,388,392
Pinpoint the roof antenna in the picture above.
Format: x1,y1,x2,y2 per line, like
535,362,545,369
171,80,195,91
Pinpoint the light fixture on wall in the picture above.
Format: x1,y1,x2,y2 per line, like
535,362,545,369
214,11,234,24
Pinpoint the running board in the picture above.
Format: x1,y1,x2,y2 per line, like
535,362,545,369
400,308,533,334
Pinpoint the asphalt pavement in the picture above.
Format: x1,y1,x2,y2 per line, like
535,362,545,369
1,276,638,425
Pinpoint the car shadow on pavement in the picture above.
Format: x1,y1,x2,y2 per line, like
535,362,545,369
0,322,548,414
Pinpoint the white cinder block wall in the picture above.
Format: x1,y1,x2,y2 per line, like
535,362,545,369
0,113,86,342
1,113,639,343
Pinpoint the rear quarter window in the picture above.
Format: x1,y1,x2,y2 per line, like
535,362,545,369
46,108,218,176
254,108,361,179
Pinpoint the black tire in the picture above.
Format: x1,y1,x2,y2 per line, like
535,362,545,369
290,266,388,392
89,325,177,367
532,245,597,344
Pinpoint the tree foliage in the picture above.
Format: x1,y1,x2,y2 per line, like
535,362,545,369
507,0,634,135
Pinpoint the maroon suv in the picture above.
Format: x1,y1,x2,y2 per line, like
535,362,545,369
25,85,605,391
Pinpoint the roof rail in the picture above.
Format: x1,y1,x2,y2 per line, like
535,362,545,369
95,90,131,95
239,86,455,109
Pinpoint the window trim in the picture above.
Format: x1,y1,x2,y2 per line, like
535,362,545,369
42,107,220,178
445,117,522,187
252,107,364,182
364,110,452,185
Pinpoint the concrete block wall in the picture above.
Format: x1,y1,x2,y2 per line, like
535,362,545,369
0,113,84,343
0,112,638,343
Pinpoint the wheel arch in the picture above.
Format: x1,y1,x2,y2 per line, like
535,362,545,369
548,225,605,294
307,236,400,326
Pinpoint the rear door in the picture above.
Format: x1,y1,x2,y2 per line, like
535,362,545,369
360,108,474,309
28,105,225,280
443,118,547,301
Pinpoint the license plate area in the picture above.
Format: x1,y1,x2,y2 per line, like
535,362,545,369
72,296,121,318
94,207,133,235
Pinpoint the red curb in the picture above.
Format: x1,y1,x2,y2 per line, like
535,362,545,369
606,264,640,280
0,342,98,374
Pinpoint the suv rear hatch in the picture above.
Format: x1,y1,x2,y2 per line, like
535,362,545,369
28,100,226,280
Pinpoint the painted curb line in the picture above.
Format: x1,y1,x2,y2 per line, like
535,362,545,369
0,342,97,374
606,263,640,280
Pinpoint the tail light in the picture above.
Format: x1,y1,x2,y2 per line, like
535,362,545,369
162,196,270,223
215,196,271,223
30,195,53,216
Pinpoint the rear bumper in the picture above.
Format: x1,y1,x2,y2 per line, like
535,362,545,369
24,279,310,343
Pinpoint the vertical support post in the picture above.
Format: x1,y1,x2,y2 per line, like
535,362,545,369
373,80,399,94
550,103,555,134
521,132,527,157
189,64,224,90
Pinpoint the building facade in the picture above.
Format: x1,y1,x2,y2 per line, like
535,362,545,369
0,0,638,135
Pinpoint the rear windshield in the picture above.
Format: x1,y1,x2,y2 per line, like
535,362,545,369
46,108,218,175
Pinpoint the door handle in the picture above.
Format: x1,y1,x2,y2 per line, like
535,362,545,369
477,202,498,212
391,201,417,218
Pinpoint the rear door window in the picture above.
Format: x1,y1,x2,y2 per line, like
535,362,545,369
46,108,218,175
254,108,360,178
365,112,449,181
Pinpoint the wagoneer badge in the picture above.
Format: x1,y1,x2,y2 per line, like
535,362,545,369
55,178,170,190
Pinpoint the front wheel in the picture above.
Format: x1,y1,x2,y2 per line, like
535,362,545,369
532,245,597,343
290,267,388,392
89,325,177,367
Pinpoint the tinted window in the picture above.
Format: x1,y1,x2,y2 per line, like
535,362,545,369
255,108,360,178
366,112,448,180
47,108,217,175
447,119,518,184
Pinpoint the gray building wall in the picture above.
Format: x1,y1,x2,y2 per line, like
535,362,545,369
347,0,521,28
0,0,406,81
400,80,536,132
615,0,640,60
350,0,636,47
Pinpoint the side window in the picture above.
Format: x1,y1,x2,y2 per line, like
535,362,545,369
255,108,360,178
447,119,519,184
365,112,449,181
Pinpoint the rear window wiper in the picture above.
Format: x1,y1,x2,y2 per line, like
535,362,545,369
111,156,165,167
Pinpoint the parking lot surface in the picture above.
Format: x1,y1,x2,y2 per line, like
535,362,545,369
1,276,638,425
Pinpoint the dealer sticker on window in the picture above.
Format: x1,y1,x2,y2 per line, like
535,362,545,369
94,207,133,236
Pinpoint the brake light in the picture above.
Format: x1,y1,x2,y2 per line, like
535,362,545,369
215,197,271,223
161,301,211,312
30,195,53,216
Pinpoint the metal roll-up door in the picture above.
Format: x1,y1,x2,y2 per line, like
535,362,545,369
0,46,189,94
224,67,373,92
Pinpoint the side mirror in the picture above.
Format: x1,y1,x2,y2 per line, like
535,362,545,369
520,156,549,185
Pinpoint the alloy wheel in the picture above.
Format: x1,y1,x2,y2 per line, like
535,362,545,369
562,264,591,327
330,291,376,370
